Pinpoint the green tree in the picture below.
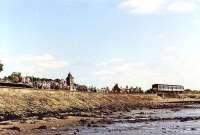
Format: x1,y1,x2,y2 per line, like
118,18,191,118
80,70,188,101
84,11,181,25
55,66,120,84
112,84,121,93
0,63,3,72
8,72,22,82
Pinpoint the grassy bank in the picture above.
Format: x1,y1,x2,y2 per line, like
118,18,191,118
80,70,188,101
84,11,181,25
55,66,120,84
0,88,198,121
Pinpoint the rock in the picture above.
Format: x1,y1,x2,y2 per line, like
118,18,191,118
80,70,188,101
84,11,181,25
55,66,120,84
0,121,13,125
0,116,5,121
56,114,68,119
91,124,99,127
37,125,48,130
51,127,57,130
180,117,192,122
79,119,88,126
138,112,145,114
91,121,96,124
191,128,197,131
123,116,133,119
97,118,114,124
171,108,181,112
5,126,20,132
27,120,37,124
87,123,91,127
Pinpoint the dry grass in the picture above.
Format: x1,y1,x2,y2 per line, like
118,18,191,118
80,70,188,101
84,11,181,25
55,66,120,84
180,93,200,99
0,88,163,117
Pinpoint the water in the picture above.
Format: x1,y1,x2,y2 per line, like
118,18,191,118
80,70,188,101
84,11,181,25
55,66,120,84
67,106,200,135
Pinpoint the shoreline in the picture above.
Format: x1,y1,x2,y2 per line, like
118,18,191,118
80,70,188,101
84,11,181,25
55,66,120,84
0,100,200,135
0,88,199,121
0,88,200,134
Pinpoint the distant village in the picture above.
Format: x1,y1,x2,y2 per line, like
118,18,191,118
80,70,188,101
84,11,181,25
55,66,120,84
0,61,143,93
0,61,195,96
0,72,144,93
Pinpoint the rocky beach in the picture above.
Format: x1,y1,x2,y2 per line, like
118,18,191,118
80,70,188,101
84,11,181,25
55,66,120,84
0,88,199,134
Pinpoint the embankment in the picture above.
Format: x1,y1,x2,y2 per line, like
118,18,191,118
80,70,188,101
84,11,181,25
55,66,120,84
0,88,198,121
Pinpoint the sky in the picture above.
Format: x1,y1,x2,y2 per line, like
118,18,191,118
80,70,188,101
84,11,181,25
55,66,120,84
1,0,200,90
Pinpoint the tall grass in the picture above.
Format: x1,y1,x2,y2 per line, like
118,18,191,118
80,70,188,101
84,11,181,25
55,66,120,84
0,88,161,118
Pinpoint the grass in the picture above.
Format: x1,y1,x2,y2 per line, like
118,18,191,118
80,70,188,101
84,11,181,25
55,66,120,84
0,88,162,118
1,88,200,120
180,93,200,99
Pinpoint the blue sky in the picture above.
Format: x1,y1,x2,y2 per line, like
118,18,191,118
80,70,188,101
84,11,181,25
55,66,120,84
1,0,200,89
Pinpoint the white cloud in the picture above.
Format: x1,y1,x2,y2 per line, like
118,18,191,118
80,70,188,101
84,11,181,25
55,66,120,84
17,54,55,62
166,46,177,52
193,18,200,25
109,58,126,63
155,33,167,39
118,0,200,14
191,14,200,25
93,52,200,90
0,53,69,78
16,54,68,69
118,0,166,14
93,58,160,89
93,70,115,81
167,1,197,13
96,62,108,67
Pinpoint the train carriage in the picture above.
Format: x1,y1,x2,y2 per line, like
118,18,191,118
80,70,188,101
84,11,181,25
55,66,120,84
152,84,184,98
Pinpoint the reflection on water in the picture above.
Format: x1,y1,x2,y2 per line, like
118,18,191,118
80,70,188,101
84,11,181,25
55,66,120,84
67,105,200,135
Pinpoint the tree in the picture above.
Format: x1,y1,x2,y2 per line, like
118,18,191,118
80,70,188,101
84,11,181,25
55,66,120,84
145,89,156,94
0,62,3,72
8,72,22,83
76,85,88,92
112,84,121,93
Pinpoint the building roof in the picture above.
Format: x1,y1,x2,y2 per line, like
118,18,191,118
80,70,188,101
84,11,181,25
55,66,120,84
152,84,184,87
